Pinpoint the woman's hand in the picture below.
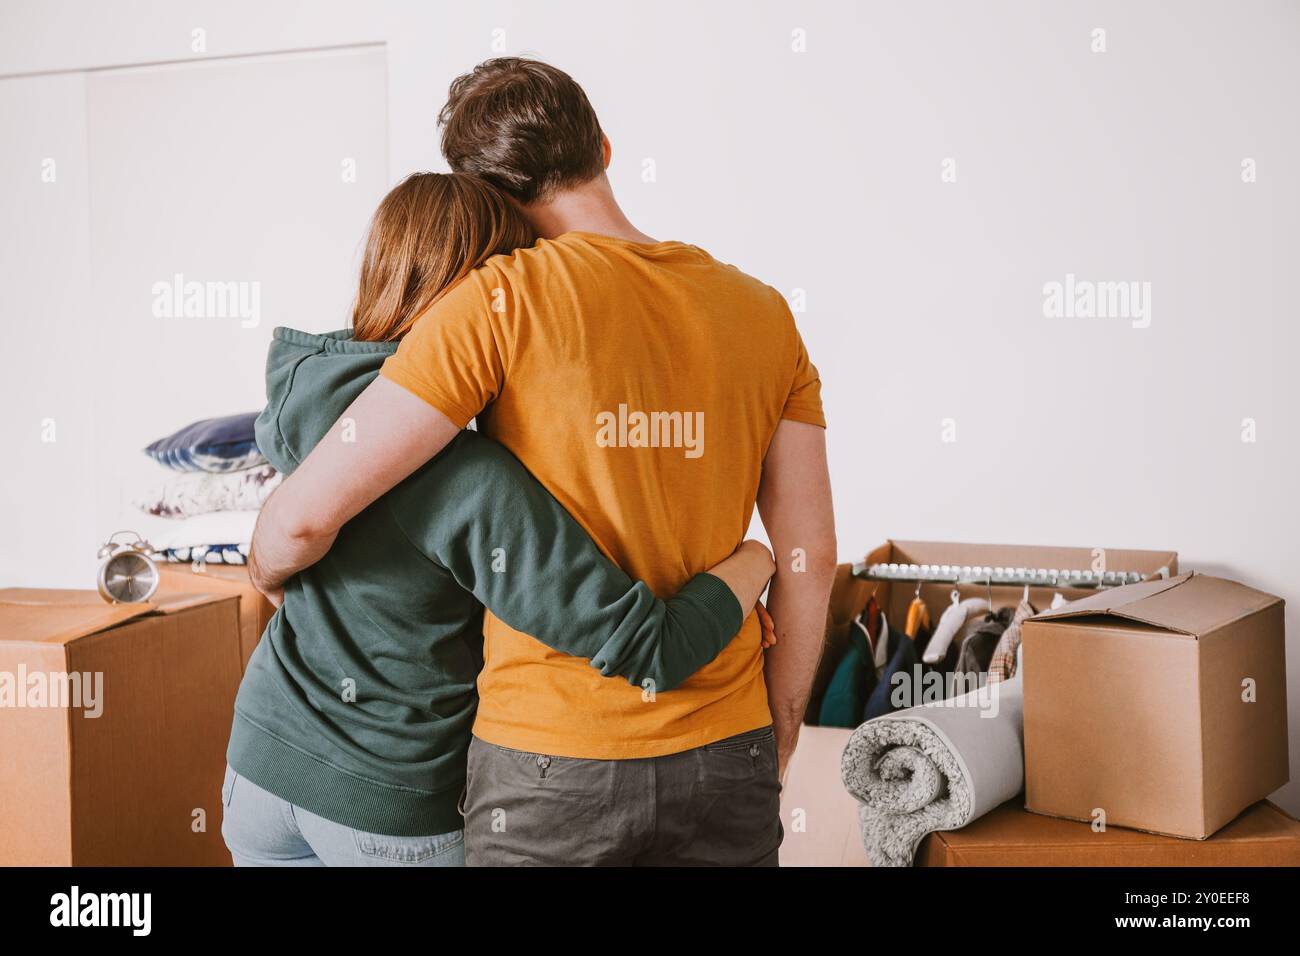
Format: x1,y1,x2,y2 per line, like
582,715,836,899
706,539,775,634
757,600,777,648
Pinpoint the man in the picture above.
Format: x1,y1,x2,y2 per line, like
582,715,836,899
250,58,836,866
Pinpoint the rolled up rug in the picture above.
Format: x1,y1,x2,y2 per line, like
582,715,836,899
840,661,1025,867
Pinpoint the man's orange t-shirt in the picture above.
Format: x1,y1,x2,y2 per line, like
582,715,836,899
382,231,824,759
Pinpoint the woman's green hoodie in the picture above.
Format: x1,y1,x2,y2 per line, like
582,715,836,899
227,328,743,837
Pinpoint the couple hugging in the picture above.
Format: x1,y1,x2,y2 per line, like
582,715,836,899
221,56,836,867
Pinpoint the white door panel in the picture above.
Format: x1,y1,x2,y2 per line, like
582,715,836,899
0,72,96,586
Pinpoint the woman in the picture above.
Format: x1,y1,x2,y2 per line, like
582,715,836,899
221,173,776,866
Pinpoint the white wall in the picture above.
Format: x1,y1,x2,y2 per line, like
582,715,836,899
84,46,388,568
0,40,388,585
1,0,1296,812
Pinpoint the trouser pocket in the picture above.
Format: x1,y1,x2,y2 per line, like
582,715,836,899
688,728,782,865
352,828,464,864
703,726,776,760
700,726,779,793
463,736,627,866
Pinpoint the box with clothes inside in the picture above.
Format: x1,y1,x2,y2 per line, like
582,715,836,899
804,540,1178,868
799,540,1290,868
807,540,1178,728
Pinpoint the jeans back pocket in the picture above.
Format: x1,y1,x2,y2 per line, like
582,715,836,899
353,828,464,864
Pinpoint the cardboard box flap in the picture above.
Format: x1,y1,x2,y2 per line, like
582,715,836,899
1029,573,1190,628
1131,573,1282,635
1029,572,1281,637
0,588,222,646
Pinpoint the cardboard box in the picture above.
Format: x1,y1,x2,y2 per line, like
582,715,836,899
157,563,275,671
778,725,869,866
919,799,1300,866
1023,572,1288,840
808,540,1178,722
0,588,242,865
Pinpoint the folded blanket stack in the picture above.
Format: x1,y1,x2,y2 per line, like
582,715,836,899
840,653,1025,867
134,413,277,566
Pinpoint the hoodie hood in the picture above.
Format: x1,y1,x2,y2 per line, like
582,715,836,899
254,327,398,476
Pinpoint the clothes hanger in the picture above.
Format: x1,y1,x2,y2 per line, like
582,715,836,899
922,589,987,664
905,579,930,639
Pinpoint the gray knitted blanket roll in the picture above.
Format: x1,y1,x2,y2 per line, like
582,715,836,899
840,672,1025,867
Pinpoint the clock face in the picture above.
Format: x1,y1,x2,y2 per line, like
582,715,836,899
101,551,158,603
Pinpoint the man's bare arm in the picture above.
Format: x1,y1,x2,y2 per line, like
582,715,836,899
248,376,461,602
756,419,837,779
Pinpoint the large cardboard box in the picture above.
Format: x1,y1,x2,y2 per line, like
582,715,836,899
1023,572,1288,840
919,800,1300,866
157,563,274,671
0,588,242,866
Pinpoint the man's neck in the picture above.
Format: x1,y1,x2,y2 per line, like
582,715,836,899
524,174,657,244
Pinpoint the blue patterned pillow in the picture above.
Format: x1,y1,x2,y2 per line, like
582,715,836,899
145,413,266,473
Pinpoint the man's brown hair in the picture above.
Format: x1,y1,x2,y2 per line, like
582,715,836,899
438,58,606,204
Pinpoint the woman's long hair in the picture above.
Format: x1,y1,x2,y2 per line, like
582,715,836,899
351,172,535,342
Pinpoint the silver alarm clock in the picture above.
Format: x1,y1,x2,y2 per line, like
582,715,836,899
96,531,160,604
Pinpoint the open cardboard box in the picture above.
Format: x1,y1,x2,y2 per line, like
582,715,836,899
0,588,242,865
793,540,1179,867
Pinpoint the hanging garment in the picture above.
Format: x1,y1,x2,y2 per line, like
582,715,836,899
905,596,930,639
873,606,894,671
864,619,929,721
859,594,882,667
864,594,881,647
818,610,880,728
873,610,894,675
922,594,990,665
954,607,1013,677
988,600,1035,684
